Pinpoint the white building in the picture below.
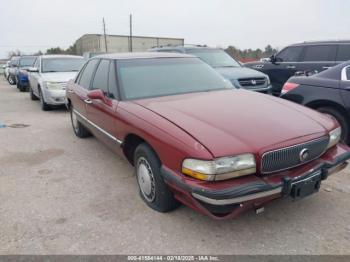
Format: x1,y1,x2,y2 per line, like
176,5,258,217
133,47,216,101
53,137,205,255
75,34,184,55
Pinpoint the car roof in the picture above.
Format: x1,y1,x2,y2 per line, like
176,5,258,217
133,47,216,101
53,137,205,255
150,45,219,52
95,52,194,60
40,55,84,59
291,40,350,46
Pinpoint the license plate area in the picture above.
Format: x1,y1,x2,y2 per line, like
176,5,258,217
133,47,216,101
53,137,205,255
290,170,322,200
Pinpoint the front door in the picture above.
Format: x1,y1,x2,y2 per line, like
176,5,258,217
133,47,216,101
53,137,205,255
86,59,120,151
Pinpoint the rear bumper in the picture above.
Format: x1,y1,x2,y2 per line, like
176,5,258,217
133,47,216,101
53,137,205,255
161,143,350,219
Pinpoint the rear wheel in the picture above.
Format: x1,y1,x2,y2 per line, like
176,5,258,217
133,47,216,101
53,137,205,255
134,143,180,212
317,106,349,144
70,106,90,138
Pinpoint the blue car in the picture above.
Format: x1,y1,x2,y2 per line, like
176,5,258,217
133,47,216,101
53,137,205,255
15,56,37,91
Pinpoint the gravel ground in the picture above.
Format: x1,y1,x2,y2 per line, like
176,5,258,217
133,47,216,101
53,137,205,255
0,78,350,255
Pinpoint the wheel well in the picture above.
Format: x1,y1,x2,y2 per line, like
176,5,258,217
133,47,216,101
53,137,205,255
306,100,349,119
66,98,71,109
306,100,350,137
122,134,146,165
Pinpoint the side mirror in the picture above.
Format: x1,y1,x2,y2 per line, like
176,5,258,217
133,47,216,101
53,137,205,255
87,89,106,101
270,54,276,63
27,67,39,72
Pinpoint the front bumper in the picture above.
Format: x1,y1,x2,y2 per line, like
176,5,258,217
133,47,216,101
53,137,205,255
161,143,350,219
42,89,67,105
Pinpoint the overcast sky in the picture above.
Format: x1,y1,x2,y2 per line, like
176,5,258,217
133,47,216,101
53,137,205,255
0,0,349,58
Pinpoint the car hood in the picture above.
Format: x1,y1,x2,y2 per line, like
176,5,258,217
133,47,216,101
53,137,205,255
41,72,78,82
215,66,267,80
134,90,336,158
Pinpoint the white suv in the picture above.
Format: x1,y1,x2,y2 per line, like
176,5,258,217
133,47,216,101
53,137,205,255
28,55,85,110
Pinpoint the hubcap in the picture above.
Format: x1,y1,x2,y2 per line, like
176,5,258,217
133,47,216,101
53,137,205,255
71,110,79,132
137,157,155,202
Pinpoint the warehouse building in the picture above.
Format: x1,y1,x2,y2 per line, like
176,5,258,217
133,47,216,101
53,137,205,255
75,34,184,55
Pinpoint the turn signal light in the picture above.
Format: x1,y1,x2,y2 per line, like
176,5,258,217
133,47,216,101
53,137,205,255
281,82,299,95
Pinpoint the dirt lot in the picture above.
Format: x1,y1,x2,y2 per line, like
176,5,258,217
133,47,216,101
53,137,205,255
0,78,350,255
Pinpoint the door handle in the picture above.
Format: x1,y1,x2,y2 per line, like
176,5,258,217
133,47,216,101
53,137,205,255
286,65,296,69
84,99,92,104
322,66,331,70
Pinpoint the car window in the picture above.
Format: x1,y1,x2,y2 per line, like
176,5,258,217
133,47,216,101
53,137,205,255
91,59,110,94
117,57,233,100
78,59,99,89
186,49,241,67
20,57,37,67
276,46,303,62
336,45,350,61
108,61,119,99
347,67,350,80
302,45,337,62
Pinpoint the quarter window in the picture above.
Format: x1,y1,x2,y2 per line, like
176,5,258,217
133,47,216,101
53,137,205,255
336,45,350,61
302,45,337,62
276,46,303,62
78,59,99,89
91,60,110,94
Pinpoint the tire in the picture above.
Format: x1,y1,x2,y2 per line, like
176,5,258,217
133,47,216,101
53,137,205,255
29,86,38,100
70,106,91,138
17,81,27,92
317,106,349,144
38,88,50,111
134,143,180,212
8,75,15,85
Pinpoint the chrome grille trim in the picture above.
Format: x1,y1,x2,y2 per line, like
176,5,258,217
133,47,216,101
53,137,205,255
261,136,329,174
238,77,266,88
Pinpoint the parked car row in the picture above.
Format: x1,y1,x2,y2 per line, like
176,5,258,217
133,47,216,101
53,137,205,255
3,44,350,220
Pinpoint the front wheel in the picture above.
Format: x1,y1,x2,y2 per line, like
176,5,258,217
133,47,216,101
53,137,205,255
70,106,90,138
134,143,180,212
318,107,349,144
29,86,38,100
8,75,15,85
38,88,50,111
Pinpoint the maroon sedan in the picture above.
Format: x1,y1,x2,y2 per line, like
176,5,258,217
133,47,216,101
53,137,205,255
66,53,350,219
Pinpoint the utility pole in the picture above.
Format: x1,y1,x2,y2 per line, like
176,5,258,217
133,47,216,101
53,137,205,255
103,18,108,52
129,14,133,52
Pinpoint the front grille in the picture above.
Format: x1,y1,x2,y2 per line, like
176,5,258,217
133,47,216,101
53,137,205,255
238,77,266,88
59,82,67,90
261,136,329,174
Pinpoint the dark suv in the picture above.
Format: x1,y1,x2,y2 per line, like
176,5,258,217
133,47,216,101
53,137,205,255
150,45,272,93
245,40,350,95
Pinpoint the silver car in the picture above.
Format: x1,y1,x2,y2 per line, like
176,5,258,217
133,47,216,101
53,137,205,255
28,55,85,111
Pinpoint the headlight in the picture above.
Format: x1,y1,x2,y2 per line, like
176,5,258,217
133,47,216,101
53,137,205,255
266,76,270,85
45,82,62,90
182,153,256,181
327,127,341,149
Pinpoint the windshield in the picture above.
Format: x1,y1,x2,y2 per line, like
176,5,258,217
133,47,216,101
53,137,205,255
117,58,233,100
20,57,36,67
186,49,241,68
42,58,85,73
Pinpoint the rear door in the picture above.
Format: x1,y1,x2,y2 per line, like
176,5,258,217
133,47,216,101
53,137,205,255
298,44,337,73
336,44,350,64
72,59,99,117
86,59,120,149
